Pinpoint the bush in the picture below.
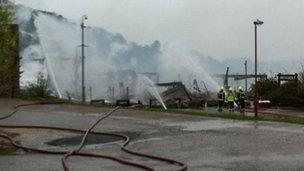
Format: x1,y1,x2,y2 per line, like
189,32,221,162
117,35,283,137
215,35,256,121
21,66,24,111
256,78,279,99
20,73,54,100
252,77,304,107
298,83,304,98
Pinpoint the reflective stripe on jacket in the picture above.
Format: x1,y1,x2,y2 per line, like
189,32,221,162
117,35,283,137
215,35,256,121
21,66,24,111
227,95,235,102
218,92,225,101
237,91,245,100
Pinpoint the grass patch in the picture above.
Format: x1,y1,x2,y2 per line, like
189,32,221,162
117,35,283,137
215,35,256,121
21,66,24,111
0,148,14,155
144,108,304,125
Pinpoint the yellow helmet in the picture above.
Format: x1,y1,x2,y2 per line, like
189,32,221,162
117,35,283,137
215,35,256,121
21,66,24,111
239,86,243,91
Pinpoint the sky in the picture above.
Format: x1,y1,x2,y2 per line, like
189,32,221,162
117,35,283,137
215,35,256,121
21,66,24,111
15,0,304,61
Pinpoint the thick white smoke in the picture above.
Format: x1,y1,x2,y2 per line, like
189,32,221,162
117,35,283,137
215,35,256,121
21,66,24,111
16,5,220,103
34,13,128,99
17,5,47,86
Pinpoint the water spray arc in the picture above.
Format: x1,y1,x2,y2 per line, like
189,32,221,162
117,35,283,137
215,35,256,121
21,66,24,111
138,75,167,110
39,35,63,98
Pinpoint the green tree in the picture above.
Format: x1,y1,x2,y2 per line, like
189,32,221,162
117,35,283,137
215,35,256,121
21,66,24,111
255,78,279,99
297,83,304,98
0,4,14,64
252,77,304,107
0,4,19,96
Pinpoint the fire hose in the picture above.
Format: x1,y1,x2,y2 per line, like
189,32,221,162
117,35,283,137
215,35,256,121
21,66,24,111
0,101,187,171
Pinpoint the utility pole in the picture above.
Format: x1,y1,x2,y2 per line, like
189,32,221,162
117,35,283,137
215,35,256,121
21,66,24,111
253,19,263,118
81,15,88,103
224,67,229,89
245,60,248,93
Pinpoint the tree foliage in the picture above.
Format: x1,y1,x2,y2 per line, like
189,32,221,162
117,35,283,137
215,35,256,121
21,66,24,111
0,5,14,64
20,73,52,99
253,76,304,107
0,4,20,97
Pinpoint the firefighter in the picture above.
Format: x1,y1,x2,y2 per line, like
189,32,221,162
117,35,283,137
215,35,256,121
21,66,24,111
237,86,245,113
226,88,235,112
217,86,225,112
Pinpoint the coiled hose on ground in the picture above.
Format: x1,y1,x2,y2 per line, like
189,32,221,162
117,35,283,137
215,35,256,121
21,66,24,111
0,101,187,171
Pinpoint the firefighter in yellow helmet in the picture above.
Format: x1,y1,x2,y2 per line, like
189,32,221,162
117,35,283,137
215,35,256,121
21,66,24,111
237,86,245,113
226,87,235,112
217,86,225,112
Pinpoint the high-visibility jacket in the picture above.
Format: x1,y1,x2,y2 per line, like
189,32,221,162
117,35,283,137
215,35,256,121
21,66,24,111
227,93,235,102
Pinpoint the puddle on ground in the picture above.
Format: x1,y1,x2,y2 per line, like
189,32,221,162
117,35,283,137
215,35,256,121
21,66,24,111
165,119,304,133
166,120,251,131
46,132,140,147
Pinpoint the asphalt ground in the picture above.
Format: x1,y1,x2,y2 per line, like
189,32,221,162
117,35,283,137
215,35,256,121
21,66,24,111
1,99,304,171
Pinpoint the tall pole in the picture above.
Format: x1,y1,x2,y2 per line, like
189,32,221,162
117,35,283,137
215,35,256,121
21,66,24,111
253,19,263,118
81,15,87,103
254,24,258,118
245,60,248,93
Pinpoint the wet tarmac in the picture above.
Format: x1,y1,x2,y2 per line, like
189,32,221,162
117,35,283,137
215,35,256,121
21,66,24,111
1,99,304,170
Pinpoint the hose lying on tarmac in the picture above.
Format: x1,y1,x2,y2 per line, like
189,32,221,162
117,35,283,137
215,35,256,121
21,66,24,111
0,101,187,171
61,107,122,171
0,128,155,171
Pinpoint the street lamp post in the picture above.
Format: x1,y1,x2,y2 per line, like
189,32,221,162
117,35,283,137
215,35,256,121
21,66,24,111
245,60,248,93
253,19,263,118
81,15,88,103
